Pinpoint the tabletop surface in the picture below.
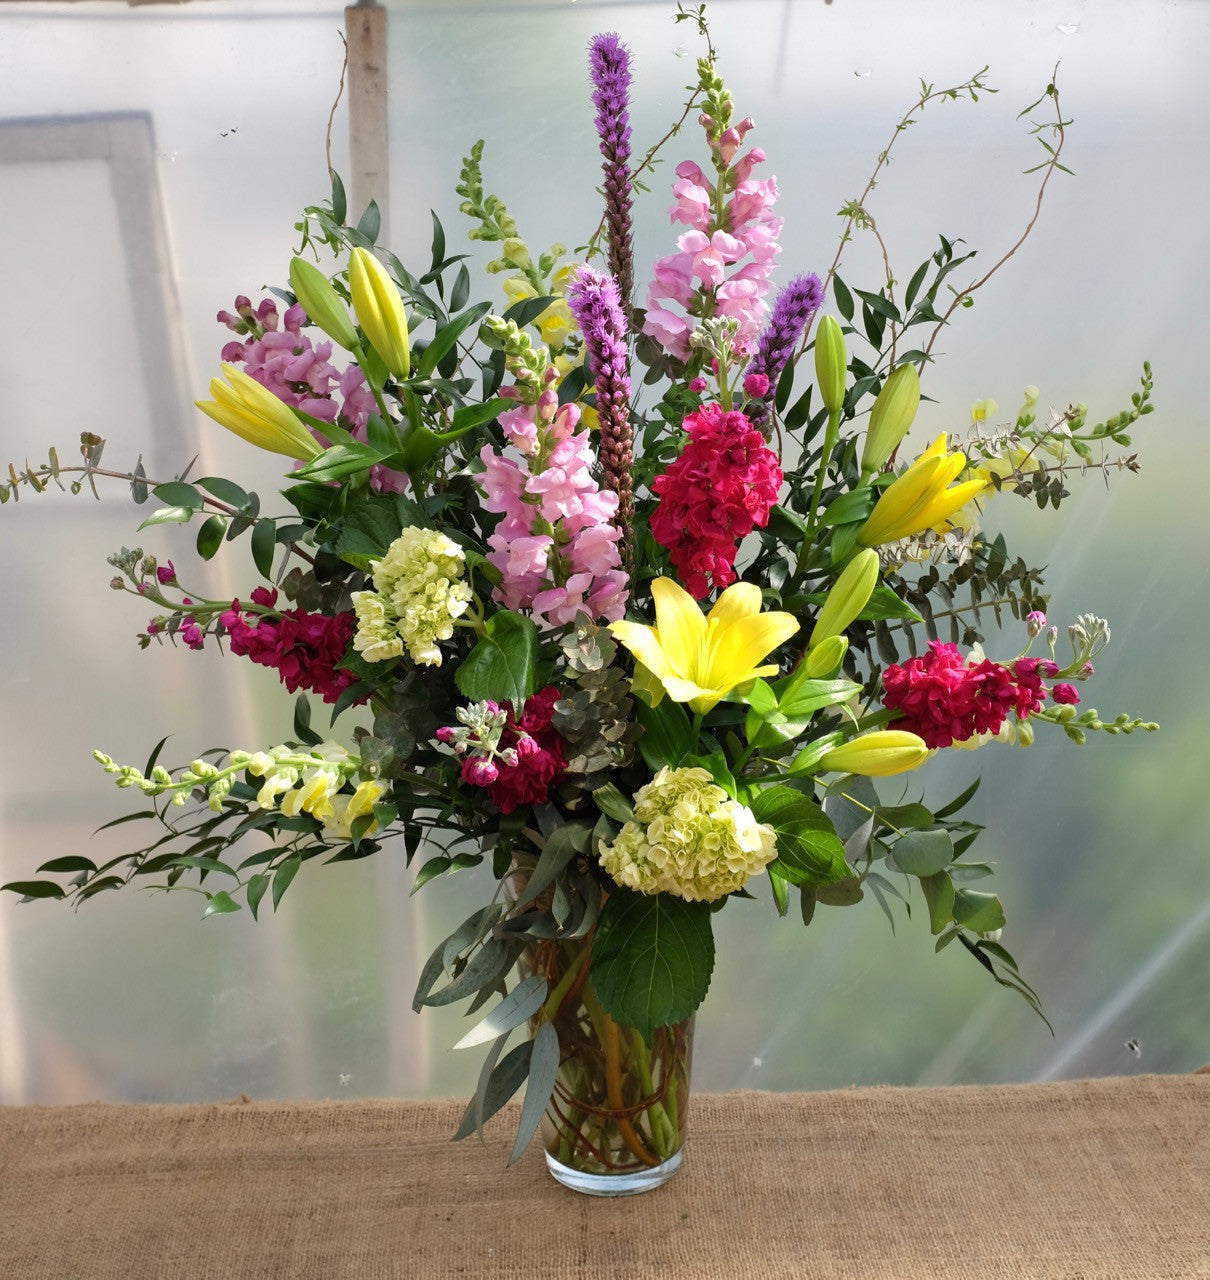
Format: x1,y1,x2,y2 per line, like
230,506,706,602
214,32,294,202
2,1073,1208,1279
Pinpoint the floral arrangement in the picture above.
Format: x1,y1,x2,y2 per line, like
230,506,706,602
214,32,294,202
2,7,1157,1186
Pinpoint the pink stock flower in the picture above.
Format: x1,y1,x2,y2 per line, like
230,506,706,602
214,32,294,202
218,293,406,493
1052,683,1081,705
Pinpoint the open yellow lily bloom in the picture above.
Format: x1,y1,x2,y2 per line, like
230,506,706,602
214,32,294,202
610,578,799,714
195,364,323,462
858,433,988,548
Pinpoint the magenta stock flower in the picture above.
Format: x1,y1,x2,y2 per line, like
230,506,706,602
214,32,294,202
220,587,362,705
650,404,783,599
882,643,1055,748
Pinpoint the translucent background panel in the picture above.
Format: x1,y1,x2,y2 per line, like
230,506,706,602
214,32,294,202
1,0,1206,1106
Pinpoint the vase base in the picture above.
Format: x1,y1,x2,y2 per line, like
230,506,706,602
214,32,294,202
544,1148,684,1197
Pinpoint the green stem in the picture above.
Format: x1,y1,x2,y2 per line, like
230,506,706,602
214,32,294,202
627,1028,675,1158
542,944,590,1021
805,408,841,540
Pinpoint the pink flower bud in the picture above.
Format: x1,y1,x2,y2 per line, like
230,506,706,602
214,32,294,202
1052,683,1080,705
743,372,771,399
463,756,499,787
719,126,742,164
689,377,708,394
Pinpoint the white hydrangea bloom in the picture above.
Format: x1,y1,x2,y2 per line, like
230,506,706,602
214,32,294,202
600,766,778,903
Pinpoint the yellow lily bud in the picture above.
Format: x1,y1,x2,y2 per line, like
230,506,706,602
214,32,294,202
858,433,988,548
196,364,322,461
289,256,358,351
817,730,929,777
861,364,920,478
809,548,879,650
814,314,847,415
803,634,847,678
349,246,411,380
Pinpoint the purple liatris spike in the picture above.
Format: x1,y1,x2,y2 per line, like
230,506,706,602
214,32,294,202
566,264,635,573
746,273,825,428
589,32,635,310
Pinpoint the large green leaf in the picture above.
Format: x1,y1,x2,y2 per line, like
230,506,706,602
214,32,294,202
749,786,849,888
455,611,538,708
589,889,715,1044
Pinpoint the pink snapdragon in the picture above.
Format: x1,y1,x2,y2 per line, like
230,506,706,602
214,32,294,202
642,117,783,362
479,370,627,628
218,294,404,494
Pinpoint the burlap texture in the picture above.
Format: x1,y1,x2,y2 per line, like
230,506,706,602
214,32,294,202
2,1075,1207,1279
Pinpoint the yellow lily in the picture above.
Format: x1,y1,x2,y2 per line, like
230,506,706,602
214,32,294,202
814,314,847,415
858,433,988,548
610,578,799,714
195,364,322,461
809,548,879,651
349,246,410,380
861,363,920,478
817,730,929,777
289,256,359,352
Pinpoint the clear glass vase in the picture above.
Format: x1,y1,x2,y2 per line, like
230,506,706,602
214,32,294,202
521,935,694,1196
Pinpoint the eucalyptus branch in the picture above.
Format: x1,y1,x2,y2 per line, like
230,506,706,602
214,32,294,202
0,436,231,512
798,67,995,357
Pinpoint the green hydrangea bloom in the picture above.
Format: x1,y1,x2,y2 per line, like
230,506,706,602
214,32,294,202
351,527,472,666
600,766,778,903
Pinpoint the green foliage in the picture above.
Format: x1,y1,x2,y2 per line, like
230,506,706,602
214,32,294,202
590,889,716,1044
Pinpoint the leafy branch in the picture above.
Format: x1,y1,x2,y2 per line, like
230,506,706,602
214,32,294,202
922,70,1071,358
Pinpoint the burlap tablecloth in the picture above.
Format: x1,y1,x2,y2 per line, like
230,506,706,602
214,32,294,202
2,1075,1207,1279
